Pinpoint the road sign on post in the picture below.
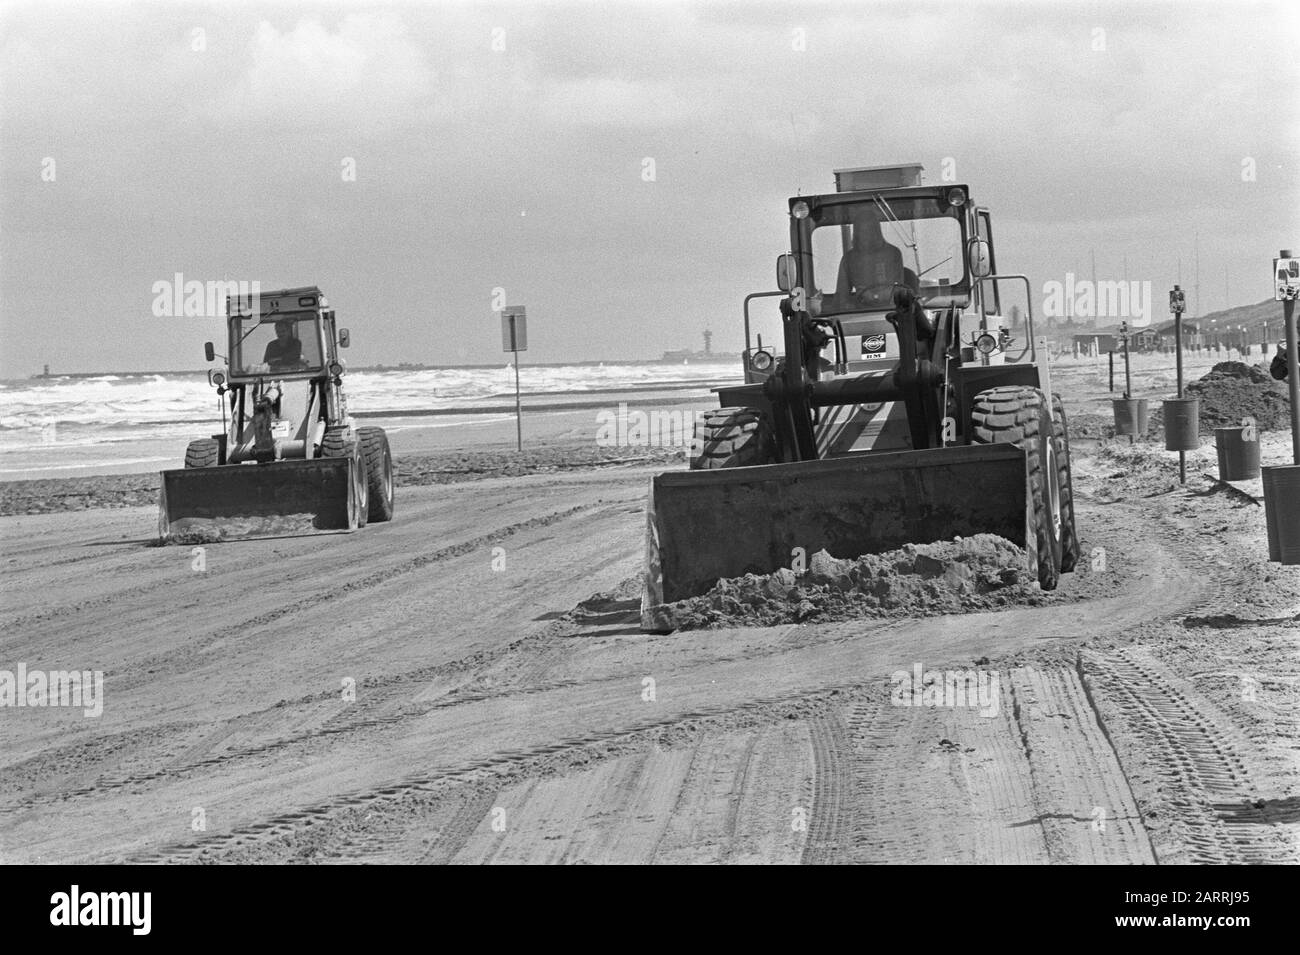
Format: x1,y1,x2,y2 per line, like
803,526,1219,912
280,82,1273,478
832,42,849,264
501,306,527,451
1170,285,1187,483
502,306,527,353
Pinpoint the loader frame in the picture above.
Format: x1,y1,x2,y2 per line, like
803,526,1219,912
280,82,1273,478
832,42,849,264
158,286,393,542
643,167,1077,624
744,185,1049,460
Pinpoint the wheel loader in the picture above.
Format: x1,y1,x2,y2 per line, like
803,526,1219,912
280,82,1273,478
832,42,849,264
643,164,1079,629
157,286,395,542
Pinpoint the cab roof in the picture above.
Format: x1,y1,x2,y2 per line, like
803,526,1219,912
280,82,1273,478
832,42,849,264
226,286,327,319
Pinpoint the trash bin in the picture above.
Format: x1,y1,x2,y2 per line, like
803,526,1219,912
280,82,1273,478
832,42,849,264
1214,427,1261,481
1113,398,1149,437
1163,397,1200,451
1262,465,1300,565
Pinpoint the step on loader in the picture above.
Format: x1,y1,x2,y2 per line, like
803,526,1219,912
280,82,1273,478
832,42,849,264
643,164,1079,630
158,286,395,542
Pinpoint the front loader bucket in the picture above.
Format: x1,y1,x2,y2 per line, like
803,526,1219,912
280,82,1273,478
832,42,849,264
643,444,1033,628
158,458,362,543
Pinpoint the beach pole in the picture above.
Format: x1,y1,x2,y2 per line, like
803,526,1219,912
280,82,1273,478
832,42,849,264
513,354,522,452
1170,286,1186,484
501,306,528,452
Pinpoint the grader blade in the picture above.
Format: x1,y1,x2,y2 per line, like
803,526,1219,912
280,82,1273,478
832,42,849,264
642,443,1033,629
158,458,363,543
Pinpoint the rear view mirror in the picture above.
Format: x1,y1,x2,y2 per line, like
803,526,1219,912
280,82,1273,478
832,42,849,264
968,239,992,279
776,253,796,292
338,329,350,348
204,341,215,362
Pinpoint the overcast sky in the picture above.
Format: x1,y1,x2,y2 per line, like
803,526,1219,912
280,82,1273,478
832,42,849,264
2,0,1297,376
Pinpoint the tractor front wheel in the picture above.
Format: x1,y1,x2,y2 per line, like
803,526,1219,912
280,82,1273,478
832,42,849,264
357,427,395,523
970,386,1062,590
183,438,220,469
321,428,368,529
1051,394,1080,573
690,408,776,470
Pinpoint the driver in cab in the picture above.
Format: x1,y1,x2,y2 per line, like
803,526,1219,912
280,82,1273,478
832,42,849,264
834,207,906,310
262,319,303,370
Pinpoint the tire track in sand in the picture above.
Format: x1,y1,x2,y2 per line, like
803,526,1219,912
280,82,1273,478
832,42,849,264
799,667,1155,864
1081,647,1300,864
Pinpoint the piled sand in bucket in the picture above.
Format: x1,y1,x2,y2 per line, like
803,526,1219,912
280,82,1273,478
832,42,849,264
650,534,1045,631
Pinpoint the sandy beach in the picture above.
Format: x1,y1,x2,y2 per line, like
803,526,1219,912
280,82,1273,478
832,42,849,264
1,355,1297,864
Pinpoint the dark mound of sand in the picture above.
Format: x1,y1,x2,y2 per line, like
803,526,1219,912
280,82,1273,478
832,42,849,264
1200,360,1273,385
649,535,1044,631
1151,361,1290,434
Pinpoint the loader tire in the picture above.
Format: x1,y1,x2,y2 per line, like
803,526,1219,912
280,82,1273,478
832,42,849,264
1051,394,1080,574
320,427,350,459
690,408,775,470
970,386,1062,590
357,427,395,523
321,428,368,529
184,438,220,469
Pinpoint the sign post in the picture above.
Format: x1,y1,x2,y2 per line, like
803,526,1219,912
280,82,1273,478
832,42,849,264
1119,321,1133,399
1169,285,1187,483
501,306,527,451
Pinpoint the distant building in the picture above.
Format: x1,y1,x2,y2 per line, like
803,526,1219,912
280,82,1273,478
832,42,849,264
662,327,736,363
1072,332,1117,353
1072,325,1163,354
1132,328,1161,350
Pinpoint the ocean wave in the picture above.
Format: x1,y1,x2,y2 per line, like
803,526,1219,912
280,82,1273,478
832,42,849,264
0,362,741,453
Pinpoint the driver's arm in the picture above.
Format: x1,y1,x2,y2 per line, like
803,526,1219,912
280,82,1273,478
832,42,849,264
825,254,854,309
835,254,852,297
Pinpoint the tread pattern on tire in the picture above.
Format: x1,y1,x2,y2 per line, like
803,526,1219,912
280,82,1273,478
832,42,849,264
320,427,367,528
690,408,775,470
970,386,1061,590
357,426,395,523
319,427,352,459
1051,394,1080,573
184,438,219,469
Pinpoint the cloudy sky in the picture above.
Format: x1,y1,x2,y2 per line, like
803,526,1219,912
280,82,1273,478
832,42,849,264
1,0,1297,376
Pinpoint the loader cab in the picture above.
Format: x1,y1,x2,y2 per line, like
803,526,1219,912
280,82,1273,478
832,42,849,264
763,185,971,380
794,187,972,319
224,287,336,383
